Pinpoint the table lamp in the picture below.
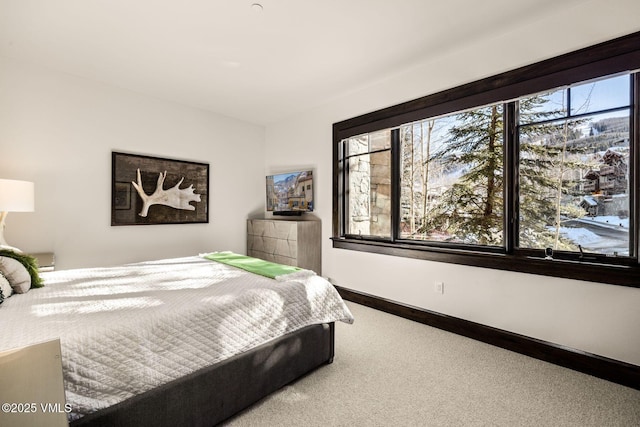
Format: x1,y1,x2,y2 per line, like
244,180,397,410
0,179,35,250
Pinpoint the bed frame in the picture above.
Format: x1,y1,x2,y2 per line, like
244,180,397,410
70,322,335,427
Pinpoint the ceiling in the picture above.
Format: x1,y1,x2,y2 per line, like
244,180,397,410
0,0,635,125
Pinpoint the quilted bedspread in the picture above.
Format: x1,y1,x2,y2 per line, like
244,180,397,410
0,255,354,421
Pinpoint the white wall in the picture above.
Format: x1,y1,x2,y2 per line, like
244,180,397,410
0,57,265,269
265,3,640,365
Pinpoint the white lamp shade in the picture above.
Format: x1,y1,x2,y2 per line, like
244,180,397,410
0,179,35,212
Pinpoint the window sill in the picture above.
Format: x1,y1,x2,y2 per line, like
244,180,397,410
331,237,639,288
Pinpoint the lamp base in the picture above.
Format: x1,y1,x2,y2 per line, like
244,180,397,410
0,211,22,252
0,211,8,247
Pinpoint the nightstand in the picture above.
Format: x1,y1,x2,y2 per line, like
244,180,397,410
0,339,68,427
31,252,55,272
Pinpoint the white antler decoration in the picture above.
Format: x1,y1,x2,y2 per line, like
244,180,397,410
131,169,201,217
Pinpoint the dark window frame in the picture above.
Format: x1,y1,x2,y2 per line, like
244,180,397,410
332,31,640,288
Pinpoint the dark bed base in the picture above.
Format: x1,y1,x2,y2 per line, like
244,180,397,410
70,322,335,427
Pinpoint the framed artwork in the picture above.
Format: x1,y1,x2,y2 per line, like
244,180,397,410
111,151,209,226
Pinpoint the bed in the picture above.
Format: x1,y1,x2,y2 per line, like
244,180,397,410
0,253,354,426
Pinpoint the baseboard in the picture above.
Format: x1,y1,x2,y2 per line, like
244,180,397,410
335,286,640,390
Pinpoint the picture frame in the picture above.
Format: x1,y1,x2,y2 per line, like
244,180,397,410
111,151,209,226
114,182,131,210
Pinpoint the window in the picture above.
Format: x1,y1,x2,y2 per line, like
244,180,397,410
400,103,504,247
332,32,640,287
516,75,631,259
339,129,392,238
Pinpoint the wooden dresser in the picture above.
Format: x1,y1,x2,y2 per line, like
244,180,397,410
247,218,321,274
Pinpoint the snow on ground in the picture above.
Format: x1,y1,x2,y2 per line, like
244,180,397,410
557,227,602,245
589,215,629,229
549,215,629,255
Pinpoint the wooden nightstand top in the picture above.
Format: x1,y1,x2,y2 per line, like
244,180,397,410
30,252,55,272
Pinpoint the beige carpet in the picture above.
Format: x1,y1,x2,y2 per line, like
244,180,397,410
222,302,640,426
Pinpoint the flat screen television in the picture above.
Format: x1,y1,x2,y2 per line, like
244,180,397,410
266,170,313,215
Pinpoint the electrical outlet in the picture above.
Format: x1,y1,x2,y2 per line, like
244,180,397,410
434,281,444,294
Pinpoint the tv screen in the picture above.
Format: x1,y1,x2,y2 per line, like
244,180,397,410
266,170,313,214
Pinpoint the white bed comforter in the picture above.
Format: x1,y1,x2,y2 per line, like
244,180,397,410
0,255,354,421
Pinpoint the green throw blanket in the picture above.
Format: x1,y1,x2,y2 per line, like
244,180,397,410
203,252,303,279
